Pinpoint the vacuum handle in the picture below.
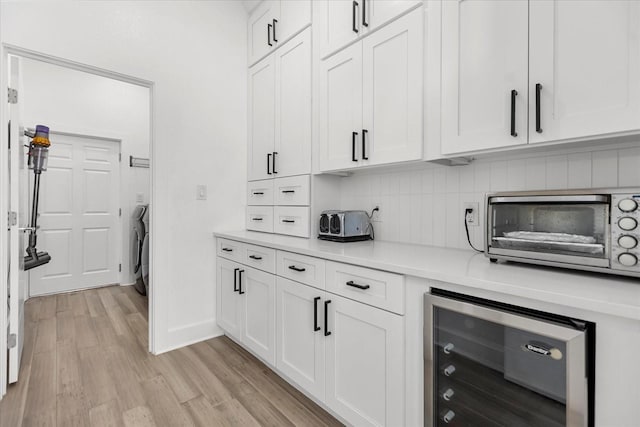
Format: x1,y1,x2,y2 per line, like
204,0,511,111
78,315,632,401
18,227,36,233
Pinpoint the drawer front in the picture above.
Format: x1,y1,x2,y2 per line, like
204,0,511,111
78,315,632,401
247,179,274,206
274,206,310,238
274,175,311,206
247,206,274,233
325,261,405,314
277,251,326,290
217,238,244,262
244,244,276,274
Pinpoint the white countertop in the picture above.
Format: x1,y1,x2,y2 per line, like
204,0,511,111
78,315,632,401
214,230,640,321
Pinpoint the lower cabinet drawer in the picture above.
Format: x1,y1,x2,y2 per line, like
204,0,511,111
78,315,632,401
273,206,310,238
325,261,405,314
247,206,274,233
216,238,244,262
247,179,274,206
244,244,276,274
277,250,326,290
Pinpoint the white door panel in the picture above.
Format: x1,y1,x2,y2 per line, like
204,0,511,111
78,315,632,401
529,0,640,143
241,267,276,365
248,55,276,181
277,0,311,45
248,0,279,65
441,0,529,154
318,0,361,58
365,0,422,30
216,258,242,339
29,133,120,296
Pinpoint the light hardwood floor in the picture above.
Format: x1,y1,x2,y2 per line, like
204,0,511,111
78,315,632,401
0,285,343,427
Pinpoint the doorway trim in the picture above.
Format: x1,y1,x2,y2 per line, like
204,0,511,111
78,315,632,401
0,44,156,397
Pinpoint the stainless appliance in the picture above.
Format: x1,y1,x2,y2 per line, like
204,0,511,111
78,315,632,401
318,210,373,242
486,188,640,277
424,289,594,427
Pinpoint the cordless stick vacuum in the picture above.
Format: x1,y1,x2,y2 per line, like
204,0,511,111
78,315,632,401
23,125,52,270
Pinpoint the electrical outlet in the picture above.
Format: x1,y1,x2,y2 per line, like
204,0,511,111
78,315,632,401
464,202,479,226
196,184,207,200
371,203,382,221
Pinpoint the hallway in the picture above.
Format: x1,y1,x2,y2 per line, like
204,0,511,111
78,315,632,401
0,286,341,426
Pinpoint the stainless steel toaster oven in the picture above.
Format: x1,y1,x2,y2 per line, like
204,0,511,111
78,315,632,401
486,188,640,278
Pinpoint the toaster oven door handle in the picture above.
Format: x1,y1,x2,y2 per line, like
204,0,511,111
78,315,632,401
346,280,370,290
489,195,610,204
288,265,306,272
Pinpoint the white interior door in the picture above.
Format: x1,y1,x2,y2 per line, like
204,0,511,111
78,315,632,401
7,55,28,384
274,28,312,177
248,55,276,181
29,133,120,296
529,0,640,144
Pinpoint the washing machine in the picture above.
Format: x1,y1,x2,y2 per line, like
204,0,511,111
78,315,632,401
132,205,148,295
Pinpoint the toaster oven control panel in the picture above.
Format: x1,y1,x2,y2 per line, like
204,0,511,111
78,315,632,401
612,194,640,271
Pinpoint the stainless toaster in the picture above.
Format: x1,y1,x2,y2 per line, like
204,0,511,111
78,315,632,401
318,210,373,242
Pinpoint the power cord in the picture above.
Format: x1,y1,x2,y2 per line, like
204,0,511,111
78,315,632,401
464,208,484,253
366,207,379,241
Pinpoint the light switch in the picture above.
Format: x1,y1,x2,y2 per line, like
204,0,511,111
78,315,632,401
196,184,207,200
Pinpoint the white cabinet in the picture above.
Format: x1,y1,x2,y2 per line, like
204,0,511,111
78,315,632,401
248,0,311,66
319,8,423,172
317,0,423,58
441,0,529,154
325,293,405,427
216,257,276,366
276,277,326,401
441,0,640,155
529,1,640,144
248,28,311,181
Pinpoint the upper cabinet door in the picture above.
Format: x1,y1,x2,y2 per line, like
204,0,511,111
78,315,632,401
248,1,279,66
441,0,529,155
274,28,312,177
318,43,364,172
364,0,422,29
277,0,311,44
248,55,276,181
529,1,640,144
362,8,423,166
317,0,361,59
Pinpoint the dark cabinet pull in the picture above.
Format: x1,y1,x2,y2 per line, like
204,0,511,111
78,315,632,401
510,89,518,137
324,300,332,336
252,217,263,221
267,153,272,175
238,269,245,294
272,152,278,174
233,268,240,292
346,280,370,290
281,190,295,194
362,0,368,27
267,23,273,47
252,192,264,195
352,1,359,33
282,219,295,224
222,247,233,252
362,129,368,160
535,83,543,133
352,131,358,162
272,19,278,42
288,265,306,272
313,297,321,332
249,255,262,260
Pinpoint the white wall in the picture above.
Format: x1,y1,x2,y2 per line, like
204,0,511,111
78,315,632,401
20,58,150,287
1,1,248,352
339,141,640,249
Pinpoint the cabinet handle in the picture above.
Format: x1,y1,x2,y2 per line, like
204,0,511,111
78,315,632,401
252,191,264,195
352,131,358,162
346,280,370,290
267,23,273,47
313,297,321,332
282,219,296,224
352,1,359,33
288,265,306,272
222,247,233,252
238,269,245,294
324,300,332,336
252,217,263,221
535,83,543,133
362,129,368,160
510,89,518,137
272,152,278,174
233,268,240,292
362,0,368,27
281,190,295,194
272,19,278,42
249,255,262,260
267,153,272,175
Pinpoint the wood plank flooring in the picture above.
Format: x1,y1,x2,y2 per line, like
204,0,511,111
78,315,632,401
1,285,342,427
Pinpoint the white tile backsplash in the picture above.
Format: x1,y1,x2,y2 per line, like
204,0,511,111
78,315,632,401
338,144,640,250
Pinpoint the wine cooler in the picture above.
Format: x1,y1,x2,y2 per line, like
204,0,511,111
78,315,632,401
424,289,595,427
